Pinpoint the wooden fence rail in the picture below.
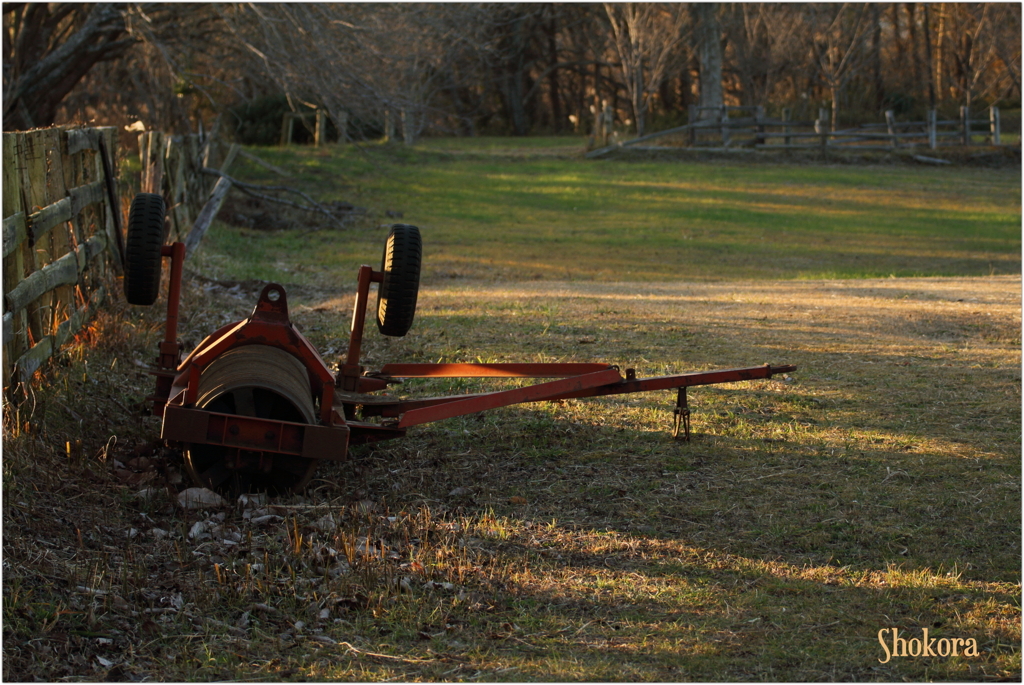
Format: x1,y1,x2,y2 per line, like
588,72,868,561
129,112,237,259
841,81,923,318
2,126,122,393
588,106,1011,158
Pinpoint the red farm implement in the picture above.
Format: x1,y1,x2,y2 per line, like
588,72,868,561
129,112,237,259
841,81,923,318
124,193,796,495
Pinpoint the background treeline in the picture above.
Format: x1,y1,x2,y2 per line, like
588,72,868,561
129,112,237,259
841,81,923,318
3,3,1020,143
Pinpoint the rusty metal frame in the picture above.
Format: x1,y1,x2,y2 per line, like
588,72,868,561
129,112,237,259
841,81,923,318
148,250,797,488
358,364,796,422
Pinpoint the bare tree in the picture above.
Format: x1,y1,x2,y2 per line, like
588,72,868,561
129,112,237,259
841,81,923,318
723,4,805,108
602,3,686,136
810,3,868,131
945,4,1002,109
3,4,135,130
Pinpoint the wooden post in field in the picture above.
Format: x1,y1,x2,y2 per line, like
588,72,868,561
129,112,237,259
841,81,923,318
960,105,970,145
280,113,296,146
885,110,897,148
814,113,827,151
337,110,349,143
754,105,765,146
989,106,1001,145
314,109,327,147
401,109,415,145
18,131,49,346
927,109,938,149
384,109,395,142
688,104,697,146
782,107,791,146
139,131,165,195
3,132,28,388
720,105,730,147
183,144,239,260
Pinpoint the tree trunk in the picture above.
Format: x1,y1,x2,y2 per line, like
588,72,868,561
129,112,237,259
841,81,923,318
871,4,885,113
923,3,937,109
907,3,924,108
545,11,562,132
693,3,723,118
831,84,840,132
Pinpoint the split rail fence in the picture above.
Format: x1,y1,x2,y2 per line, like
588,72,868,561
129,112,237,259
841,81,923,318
2,126,236,395
589,105,1010,157
2,126,123,392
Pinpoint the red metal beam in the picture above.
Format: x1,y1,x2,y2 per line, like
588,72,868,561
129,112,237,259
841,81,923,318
360,364,796,419
395,368,622,428
541,364,797,402
376,362,614,378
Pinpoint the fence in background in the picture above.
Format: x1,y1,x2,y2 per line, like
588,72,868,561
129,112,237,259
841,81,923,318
2,126,123,391
589,105,1009,157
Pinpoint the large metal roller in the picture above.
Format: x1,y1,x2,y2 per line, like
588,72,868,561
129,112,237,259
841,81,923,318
183,345,320,495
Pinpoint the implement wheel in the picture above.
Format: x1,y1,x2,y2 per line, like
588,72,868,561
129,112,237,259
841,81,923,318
123,193,166,306
183,345,319,496
376,224,421,337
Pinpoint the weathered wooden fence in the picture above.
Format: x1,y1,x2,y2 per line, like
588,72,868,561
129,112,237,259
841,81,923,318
138,131,225,242
589,105,1011,157
2,126,123,392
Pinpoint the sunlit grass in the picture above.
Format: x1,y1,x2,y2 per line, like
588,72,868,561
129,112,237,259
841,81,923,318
195,142,1020,286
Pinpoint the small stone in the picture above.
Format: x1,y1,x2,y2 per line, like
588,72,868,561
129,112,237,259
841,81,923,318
178,488,227,509
136,487,163,502
313,514,336,532
251,514,283,526
126,457,153,471
239,493,268,508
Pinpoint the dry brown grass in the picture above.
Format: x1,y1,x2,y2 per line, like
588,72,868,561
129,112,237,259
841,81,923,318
3,273,1020,681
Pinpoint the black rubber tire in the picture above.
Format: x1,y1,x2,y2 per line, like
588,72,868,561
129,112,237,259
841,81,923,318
376,224,422,337
123,193,166,305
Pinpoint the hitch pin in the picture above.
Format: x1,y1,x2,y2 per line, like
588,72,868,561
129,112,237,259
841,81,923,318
672,387,690,441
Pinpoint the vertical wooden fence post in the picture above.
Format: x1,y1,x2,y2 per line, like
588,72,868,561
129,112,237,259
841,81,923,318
280,113,296,146
19,132,50,347
814,114,827,150
782,108,791,146
960,105,970,146
314,110,327,147
384,109,395,142
754,105,765,146
338,111,349,143
401,109,415,145
720,105,730,147
598,100,610,144
688,104,697,146
927,109,938,149
3,133,28,388
884,110,897,149
989,106,1001,145
45,128,73,333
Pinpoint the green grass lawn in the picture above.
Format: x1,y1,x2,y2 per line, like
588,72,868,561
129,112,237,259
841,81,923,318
194,138,1020,287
